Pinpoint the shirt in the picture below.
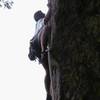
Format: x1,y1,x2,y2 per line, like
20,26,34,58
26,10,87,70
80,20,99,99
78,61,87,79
35,18,45,35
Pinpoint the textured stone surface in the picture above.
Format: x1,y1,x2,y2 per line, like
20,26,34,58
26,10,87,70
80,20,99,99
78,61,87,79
48,0,100,100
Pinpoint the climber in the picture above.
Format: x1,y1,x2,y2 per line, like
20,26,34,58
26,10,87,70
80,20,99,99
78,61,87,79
28,10,52,100
28,10,47,61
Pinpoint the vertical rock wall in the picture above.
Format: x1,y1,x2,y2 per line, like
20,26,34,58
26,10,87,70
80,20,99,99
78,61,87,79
49,0,100,100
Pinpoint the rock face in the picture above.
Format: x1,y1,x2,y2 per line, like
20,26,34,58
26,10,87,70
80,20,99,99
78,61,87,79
48,0,100,100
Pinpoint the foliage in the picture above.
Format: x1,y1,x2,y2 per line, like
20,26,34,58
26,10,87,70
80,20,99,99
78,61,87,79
0,0,14,9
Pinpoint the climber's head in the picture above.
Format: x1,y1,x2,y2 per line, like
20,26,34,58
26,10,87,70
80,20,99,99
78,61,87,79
34,10,45,21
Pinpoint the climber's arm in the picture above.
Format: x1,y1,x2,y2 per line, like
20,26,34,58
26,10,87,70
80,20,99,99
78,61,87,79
44,1,51,25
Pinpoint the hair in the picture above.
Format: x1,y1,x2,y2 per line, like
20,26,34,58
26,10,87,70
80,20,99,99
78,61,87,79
34,10,45,21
